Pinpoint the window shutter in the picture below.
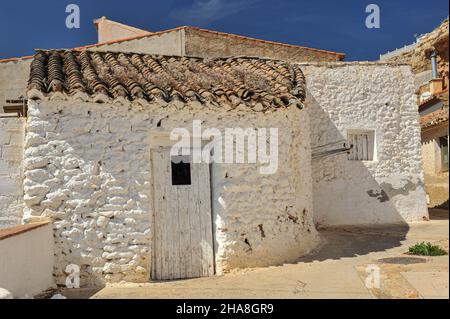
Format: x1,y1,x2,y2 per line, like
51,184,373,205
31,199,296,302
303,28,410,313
348,131,374,161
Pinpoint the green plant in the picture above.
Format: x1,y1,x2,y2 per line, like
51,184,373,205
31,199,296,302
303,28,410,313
408,242,448,256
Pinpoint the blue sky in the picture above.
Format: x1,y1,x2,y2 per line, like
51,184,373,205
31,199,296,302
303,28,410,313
0,0,448,60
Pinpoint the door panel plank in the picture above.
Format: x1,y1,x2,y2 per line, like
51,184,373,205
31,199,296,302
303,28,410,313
190,161,202,278
177,184,189,279
152,150,166,280
197,162,214,276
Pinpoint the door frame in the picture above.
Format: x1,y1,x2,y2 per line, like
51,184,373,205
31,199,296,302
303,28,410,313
149,131,216,280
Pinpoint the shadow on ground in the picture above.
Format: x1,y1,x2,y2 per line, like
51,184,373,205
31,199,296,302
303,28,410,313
435,199,449,210
297,224,410,263
429,208,449,220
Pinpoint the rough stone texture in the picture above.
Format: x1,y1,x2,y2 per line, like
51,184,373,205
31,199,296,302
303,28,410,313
382,18,449,78
391,17,449,209
0,118,25,228
303,63,429,226
413,18,449,83
23,99,318,285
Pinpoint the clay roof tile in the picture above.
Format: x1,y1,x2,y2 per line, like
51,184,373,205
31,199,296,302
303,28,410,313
27,49,306,110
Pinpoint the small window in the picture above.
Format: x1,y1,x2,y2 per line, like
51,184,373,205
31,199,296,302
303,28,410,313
348,130,375,161
439,136,449,172
171,155,191,185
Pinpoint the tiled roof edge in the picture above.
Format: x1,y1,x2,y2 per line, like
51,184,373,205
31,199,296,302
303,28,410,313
418,89,449,112
0,55,33,63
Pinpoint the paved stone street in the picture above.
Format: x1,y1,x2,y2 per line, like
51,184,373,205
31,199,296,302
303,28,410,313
61,209,449,299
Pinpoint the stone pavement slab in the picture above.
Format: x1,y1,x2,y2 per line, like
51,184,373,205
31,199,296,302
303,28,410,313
401,271,449,299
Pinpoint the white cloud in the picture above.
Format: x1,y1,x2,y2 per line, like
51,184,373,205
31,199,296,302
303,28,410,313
169,0,256,26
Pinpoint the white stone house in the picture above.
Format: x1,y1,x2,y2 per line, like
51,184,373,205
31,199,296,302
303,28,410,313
24,50,317,284
0,46,428,285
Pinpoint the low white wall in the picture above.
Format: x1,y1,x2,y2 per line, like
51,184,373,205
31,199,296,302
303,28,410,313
0,222,54,297
303,62,429,226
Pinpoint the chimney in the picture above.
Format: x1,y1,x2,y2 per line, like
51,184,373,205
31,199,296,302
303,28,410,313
427,51,444,95
430,51,438,78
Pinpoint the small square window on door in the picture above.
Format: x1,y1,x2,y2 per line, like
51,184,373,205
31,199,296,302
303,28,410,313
348,130,375,161
171,155,191,185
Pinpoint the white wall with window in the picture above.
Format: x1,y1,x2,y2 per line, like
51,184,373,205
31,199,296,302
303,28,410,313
304,63,428,226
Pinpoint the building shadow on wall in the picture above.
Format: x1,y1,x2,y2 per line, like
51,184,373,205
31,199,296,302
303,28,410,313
297,92,428,262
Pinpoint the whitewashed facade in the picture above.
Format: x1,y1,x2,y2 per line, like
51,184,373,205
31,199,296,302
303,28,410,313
304,62,428,226
0,49,429,285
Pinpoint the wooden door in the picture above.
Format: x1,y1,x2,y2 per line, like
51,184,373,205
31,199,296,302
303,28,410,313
151,149,215,280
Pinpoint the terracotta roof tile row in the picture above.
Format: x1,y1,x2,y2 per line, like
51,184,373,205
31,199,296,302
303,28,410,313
27,50,306,110
420,108,449,129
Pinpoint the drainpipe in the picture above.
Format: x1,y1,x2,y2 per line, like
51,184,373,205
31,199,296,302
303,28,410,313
431,51,438,79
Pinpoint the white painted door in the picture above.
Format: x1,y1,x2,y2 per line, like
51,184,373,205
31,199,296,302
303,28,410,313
151,149,215,280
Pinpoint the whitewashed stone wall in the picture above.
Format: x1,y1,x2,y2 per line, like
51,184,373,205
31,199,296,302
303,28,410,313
0,118,24,228
23,99,317,285
302,62,428,226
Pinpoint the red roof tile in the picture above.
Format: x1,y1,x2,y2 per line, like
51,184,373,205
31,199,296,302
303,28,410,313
27,49,306,110
420,108,449,129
